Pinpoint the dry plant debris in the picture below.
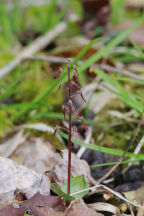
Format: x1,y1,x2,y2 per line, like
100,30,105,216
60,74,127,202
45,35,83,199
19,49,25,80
0,192,65,216
63,198,104,216
0,196,104,216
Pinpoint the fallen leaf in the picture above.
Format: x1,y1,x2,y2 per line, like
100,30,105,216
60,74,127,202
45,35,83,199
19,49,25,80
50,150,96,186
35,206,59,216
0,157,50,205
0,192,65,216
63,198,104,216
88,202,121,215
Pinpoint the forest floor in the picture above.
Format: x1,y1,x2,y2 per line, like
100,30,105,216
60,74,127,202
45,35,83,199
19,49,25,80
0,0,144,215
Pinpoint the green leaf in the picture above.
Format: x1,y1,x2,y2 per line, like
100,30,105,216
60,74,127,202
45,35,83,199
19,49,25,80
0,3,12,45
51,184,74,202
51,176,89,202
61,175,88,199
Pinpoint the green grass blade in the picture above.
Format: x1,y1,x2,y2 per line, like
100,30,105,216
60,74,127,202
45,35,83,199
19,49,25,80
59,131,144,160
90,158,144,168
44,0,58,32
0,69,25,102
0,3,12,45
94,68,143,113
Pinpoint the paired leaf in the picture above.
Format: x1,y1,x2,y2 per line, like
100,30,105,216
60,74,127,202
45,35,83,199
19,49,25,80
51,176,89,202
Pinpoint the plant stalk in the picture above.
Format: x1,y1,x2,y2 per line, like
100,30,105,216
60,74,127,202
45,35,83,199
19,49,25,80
67,65,72,195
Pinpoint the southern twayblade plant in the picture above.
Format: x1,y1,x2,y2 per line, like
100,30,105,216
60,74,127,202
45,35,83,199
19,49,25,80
49,59,87,195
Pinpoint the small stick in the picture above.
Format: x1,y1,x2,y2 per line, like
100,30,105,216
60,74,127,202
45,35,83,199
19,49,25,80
0,22,67,79
28,55,144,82
97,110,144,184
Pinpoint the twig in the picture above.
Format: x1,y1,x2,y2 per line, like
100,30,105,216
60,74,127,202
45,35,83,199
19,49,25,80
97,110,144,184
70,184,141,208
0,22,67,79
96,64,144,82
28,55,144,82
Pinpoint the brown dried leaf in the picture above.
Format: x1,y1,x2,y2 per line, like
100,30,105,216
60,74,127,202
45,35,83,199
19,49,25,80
51,150,96,186
35,206,59,216
63,198,104,216
0,192,65,216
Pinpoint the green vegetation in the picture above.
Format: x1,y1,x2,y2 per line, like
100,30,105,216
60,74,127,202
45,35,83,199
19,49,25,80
51,175,88,201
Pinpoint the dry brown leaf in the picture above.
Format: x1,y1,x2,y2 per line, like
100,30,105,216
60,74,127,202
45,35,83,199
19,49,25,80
0,157,50,205
63,198,104,216
0,192,65,216
35,206,59,216
50,150,96,186
0,205,59,216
